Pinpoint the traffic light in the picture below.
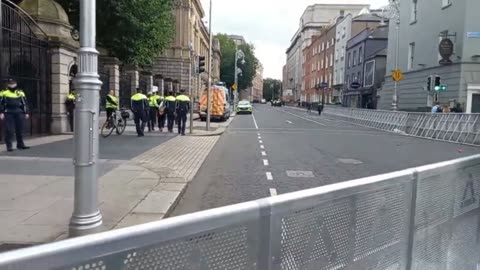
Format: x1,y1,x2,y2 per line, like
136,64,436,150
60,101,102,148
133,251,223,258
427,76,432,92
434,76,441,91
198,56,206,74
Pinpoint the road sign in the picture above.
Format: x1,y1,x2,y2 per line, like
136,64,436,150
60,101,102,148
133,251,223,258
350,82,361,89
232,83,237,91
467,32,480,38
392,69,403,82
320,82,329,89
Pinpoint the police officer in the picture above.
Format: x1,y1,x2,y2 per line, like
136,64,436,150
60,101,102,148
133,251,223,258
105,90,119,121
65,90,76,132
147,90,160,132
175,90,190,136
165,91,176,133
0,79,30,152
130,91,149,137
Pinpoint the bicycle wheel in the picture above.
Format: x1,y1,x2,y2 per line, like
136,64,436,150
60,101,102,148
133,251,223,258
101,119,115,138
116,118,127,135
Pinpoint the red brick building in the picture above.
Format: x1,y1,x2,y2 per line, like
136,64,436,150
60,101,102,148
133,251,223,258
302,24,336,105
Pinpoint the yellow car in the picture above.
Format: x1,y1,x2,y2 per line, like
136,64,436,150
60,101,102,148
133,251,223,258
237,100,253,114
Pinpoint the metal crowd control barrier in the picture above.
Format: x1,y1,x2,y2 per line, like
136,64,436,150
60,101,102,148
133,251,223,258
1,155,480,270
323,106,480,146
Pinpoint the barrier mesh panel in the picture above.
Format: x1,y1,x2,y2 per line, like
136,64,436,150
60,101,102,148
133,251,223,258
279,183,410,270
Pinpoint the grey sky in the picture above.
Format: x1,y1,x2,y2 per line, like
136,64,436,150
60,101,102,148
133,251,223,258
200,0,389,79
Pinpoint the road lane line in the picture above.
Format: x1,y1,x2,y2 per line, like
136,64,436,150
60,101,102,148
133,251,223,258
260,145,265,149
286,120,293,124
263,159,269,166
259,140,263,143
252,113,259,129
269,188,277,196
261,151,267,156
257,133,261,136
266,172,273,180
276,108,327,126
258,136,262,139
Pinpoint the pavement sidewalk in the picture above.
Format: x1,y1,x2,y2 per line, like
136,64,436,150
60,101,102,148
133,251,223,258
0,115,234,249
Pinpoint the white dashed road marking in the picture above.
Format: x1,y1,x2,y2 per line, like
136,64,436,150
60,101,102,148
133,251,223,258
261,151,267,156
269,188,277,196
257,133,260,136
260,145,265,149
258,136,262,139
252,113,259,129
263,159,269,166
259,140,263,143
266,172,273,180
286,120,293,124
277,108,327,126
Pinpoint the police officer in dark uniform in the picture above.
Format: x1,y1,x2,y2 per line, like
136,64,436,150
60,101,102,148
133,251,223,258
176,90,190,136
130,91,149,137
0,79,30,152
165,91,176,133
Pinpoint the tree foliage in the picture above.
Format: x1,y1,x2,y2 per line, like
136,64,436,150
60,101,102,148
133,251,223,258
57,0,175,66
263,78,282,101
216,34,258,92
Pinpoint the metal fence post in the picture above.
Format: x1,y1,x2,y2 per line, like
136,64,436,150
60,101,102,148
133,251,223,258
70,0,103,236
405,170,419,270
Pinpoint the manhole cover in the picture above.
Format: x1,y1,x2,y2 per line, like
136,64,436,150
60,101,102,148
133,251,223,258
338,158,363,165
286,171,315,178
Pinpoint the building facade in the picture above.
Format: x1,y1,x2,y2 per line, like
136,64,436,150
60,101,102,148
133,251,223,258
333,12,384,103
250,64,264,102
153,0,218,100
285,4,369,103
378,0,480,112
344,25,389,108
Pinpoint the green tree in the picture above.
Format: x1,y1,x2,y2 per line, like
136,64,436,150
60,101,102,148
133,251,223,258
57,0,175,66
263,78,282,101
216,34,258,93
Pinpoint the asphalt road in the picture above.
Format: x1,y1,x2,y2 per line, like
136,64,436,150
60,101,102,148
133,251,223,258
171,104,479,216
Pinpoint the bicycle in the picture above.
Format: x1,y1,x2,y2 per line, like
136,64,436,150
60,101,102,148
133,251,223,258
101,109,129,138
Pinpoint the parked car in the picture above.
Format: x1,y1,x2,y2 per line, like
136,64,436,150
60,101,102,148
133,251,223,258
237,100,253,114
261,99,267,104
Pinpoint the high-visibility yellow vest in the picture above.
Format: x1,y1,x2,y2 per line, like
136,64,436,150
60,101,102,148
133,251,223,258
106,94,119,109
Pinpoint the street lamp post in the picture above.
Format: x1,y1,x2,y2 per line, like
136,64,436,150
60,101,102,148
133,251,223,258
233,44,245,111
384,0,400,110
70,0,103,236
206,0,213,131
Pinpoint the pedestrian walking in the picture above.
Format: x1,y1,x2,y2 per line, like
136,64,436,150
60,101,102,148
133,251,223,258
105,90,119,121
130,91,149,137
147,90,160,132
176,89,190,136
0,79,30,152
165,91,176,133
318,103,324,116
65,90,76,132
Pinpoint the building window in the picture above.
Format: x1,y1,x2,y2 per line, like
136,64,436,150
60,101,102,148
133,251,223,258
321,42,325,51
357,71,361,83
353,50,357,66
330,54,333,66
321,59,324,69
364,59,375,87
442,0,452,8
348,52,351,67
411,0,417,23
359,47,363,64
327,41,330,49
346,75,350,87
408,42,415,70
